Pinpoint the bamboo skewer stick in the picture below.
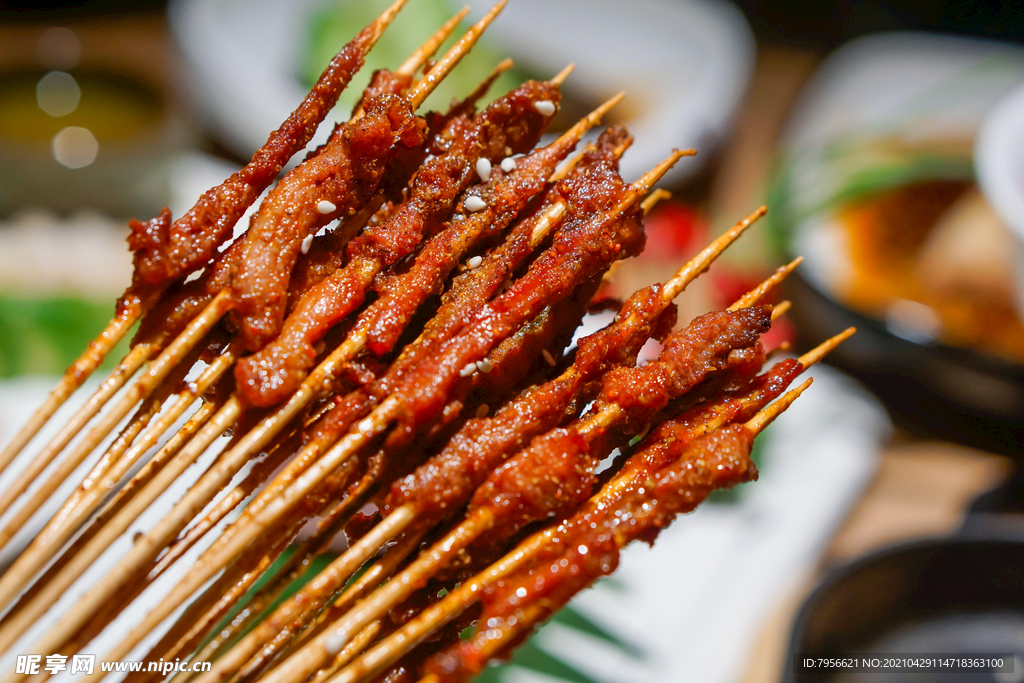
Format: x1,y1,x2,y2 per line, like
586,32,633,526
1,9,512,667
728,258,802,311
0,340,242,611
161,152,690,683
0,397,222,642
0,398,241,655
0,0,411,479
0,6,471,606
406,0,507,111
396,8,469,76
135,454,376,680
0,340,152,505
198,201,766,683
640,188,672,213
326,381,815,683
183,530,424,683
799,327,855,366
89,88,620,674
0,298,143,477
745,377,813,432
0,291,231,545
771,299,792,320
236,213,781,683
313,623,384,683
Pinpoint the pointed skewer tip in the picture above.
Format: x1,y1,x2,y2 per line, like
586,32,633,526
409,0,508,108
771,300,792,321
745,377,813,434
660,202,766,301
558,92,626,145
728,257,805,311
396,6,470,76
366,0,411,45
798,327,856,368
633,149,697,193
641,188,672,214
549,63,576,86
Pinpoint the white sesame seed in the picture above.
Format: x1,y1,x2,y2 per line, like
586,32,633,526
300,234,313,254
542,349,556,366
476,157,492,182
464,196,487,212
459,362,477,377
325,630,348,655
467,255,483,269
534,100,556,116
500,157,516,172
317,200,336,214
476,404,489,418
477,358,492,373
314,341,326,355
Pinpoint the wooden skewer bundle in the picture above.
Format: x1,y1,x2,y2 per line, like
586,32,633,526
0,2,854,683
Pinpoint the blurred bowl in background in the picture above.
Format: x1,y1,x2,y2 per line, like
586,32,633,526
784,531,1024,683
977,81,1024,318
0,66,175,218
0,21,190,219
169,0,755,184
767,32,1024,456
0,20,192,377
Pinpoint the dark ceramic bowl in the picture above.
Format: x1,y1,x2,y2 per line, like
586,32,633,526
784,531,1024,683
786,272,1024,459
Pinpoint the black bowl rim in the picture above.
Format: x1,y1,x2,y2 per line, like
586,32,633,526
784,528,1024,680
789,269,1024,378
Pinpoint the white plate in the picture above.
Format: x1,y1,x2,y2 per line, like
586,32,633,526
169,0,754,183
976,82,1024,316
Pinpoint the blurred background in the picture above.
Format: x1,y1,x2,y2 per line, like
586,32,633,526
0,0,1022,681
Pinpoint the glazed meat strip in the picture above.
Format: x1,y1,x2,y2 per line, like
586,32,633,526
458,274,611,419
453,306,771,547
214,91,428,351
128,16,387,294
182,153,651,683
236,80,562,407
426,423,759,682
366,274,609,506
362,109,598,358
130,84,429,349
423,356,810,681
405,126,632,361
300,133,632,476
383,154,644,434
284,63,514,312
382,264,679,529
